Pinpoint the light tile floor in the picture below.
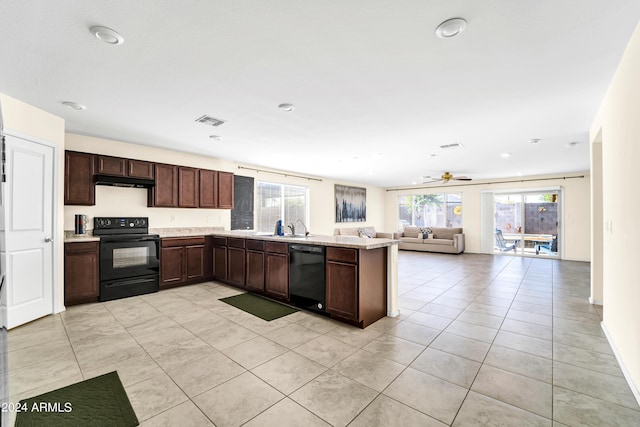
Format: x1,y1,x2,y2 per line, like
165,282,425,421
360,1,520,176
6,252,640,426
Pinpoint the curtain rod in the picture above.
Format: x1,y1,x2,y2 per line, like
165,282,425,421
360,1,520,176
237,166,323,182
386,174,586,192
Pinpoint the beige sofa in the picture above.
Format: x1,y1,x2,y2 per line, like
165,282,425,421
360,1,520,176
394,227,465,254
333,226,393,239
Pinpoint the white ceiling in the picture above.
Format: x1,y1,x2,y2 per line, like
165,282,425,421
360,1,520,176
2,1,640,187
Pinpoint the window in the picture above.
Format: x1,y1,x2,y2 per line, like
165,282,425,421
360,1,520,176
397,192,462,229
256,181,309,233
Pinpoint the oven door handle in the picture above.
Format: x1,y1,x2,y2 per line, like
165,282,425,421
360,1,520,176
101,236,159,243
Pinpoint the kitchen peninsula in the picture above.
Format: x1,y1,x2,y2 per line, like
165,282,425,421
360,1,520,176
207,231,400,328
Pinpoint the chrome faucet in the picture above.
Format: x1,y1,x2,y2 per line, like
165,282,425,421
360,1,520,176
287,223,296,235
296,219,309,236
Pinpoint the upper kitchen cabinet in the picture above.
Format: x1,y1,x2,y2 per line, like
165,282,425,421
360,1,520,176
96,155,126,176
178,167,199,208
218,171,234,209
199,169,234,209
64,151,95,205
128,159,154,179
96,155,154,180
199,169,218,208
149,163,178,207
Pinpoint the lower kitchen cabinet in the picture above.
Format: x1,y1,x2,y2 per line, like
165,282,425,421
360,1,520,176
326,260,358,320
212,237,228,281
64,241,99,305
160,237,205,288
246,240,265,292
265,242,289,300
227,238,246,287
325,246,387,328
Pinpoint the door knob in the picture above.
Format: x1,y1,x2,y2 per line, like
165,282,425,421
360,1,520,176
44,237,54,242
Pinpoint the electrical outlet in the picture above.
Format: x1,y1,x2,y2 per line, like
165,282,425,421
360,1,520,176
170,215,175,222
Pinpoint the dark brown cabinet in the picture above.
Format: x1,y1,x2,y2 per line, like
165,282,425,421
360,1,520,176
227,238,246,286
160,237,205,288
199,169,218,208
127,159,154,179
64,151,95,205
96,155,154,180
325,246,387,328
160,246,184,286
96,155,126,176
265,242,289,300
218,171,234,209
246,240,265,292
64,241,99,305
326,260,358,321
212,237,228,281
179,167,199,208
150,164,178,207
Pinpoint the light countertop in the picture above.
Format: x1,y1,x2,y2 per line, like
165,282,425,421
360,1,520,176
209,230,399,250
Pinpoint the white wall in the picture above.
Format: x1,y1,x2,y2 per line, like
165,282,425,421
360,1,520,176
384,173,591,262
590,22,640,399
65,133,386,236
0,93,66,311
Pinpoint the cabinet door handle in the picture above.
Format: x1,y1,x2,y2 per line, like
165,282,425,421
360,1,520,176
44,237,54,243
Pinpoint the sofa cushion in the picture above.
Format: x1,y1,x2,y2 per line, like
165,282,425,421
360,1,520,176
427,239,454,246
403,227,421,238
400,237,424,244
337,228,360,236
432,227,462,240
361,227,377,238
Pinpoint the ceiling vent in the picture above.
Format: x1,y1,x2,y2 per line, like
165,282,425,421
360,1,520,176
195,115,226,127
439,143,464,150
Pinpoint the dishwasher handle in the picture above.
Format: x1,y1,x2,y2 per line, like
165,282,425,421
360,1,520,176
289,244,324,254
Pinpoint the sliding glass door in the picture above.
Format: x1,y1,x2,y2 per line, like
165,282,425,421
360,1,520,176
494,191,560,257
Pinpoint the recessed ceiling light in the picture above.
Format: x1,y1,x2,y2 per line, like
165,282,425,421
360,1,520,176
565,141,580,148
530,138,540,144
278,103,294,112
429,153,437,157
89,26,124,45
412,181,417,185
209,135,222,140
435,18,467,39
500,152,512,158
62,101,86,111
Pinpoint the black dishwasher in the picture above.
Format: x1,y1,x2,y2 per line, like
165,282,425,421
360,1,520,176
289,244,326,313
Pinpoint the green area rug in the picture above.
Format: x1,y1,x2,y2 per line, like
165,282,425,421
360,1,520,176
15,371,138,427
220,293,298,321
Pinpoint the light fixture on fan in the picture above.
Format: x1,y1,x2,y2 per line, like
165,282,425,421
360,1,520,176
422,171,472,184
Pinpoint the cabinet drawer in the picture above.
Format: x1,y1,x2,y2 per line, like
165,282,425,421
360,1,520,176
161,236,205,247
228,238,246,249
65,241,99,254
326,247,358,263
213,237,227,246
265,242,288,254
246,240,265,251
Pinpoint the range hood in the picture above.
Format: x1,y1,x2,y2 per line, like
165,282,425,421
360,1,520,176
94,174,155,188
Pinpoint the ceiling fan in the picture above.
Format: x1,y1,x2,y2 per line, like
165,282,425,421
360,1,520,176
422,171,472,184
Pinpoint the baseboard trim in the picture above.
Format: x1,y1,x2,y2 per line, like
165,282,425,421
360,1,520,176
387,309,400,318
601,322,640,406
588,297,603,305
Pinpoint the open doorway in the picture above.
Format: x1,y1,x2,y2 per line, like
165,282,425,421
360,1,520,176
494,191,560,257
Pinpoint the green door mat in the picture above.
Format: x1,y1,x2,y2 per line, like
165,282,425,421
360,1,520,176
220,293,299,321
15,371,138,427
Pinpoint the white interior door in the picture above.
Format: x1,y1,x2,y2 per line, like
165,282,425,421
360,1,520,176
2,134,54,329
